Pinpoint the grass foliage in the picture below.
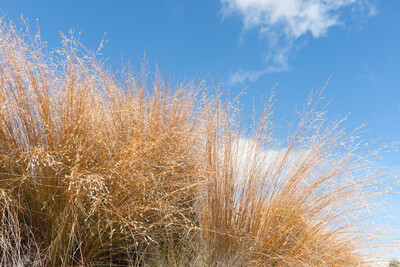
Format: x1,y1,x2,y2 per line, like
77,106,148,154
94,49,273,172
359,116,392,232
0,19,385,266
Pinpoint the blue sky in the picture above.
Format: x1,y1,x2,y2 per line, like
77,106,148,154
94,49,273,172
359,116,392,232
1,0,400,257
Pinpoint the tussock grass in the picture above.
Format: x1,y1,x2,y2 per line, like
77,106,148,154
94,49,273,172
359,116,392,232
0,19,387,266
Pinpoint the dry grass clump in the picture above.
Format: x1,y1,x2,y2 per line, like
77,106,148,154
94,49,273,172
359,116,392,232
198,94,380,266
0,20,204,266
0,19,384,266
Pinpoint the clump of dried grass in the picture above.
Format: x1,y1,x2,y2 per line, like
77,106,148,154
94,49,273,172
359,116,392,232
0,19,386,266
198,90,382,266
0,19,205,266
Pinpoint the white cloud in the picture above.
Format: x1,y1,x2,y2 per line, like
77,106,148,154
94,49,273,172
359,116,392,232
227,46,291,85
227,61,289,86
221,0,357,38
222,138,314,185
221,0,376,85
228,69,265,85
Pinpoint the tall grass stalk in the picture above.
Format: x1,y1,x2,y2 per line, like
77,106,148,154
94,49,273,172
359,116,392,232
0,19,387,266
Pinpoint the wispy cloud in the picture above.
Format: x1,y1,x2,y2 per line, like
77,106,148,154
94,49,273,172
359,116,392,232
221,0,376,85
228,69,266,85
227,57,290,86
227,45,291,86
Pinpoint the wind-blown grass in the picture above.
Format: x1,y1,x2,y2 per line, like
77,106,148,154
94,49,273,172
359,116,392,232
0,19,387,266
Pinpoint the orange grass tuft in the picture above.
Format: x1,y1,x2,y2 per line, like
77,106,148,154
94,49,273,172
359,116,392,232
0,19,387,266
